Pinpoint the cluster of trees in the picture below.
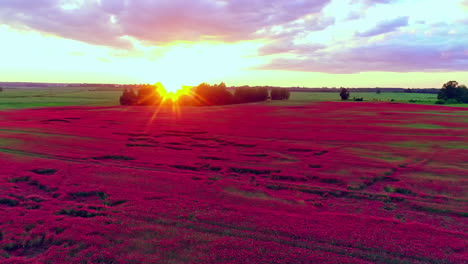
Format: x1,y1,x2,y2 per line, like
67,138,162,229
119,82,291,106
119,85,164,106
436,81,468,104
234,86,268,102
270,88,291,100
194,82,234,105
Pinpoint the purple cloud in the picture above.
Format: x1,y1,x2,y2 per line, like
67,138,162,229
0,0,331,47
257,42,468,73
356,16,409,37
258,40,325,56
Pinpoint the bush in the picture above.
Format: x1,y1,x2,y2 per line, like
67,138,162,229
437,81,468,104
270,88,290,100
340,88,350,100
353,97,363,101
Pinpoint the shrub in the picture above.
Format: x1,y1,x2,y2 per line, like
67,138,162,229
353,97,363,101
340,88,350,100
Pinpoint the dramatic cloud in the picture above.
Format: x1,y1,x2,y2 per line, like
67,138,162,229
356,16,409,37
0,0,331,47
0,0,467,77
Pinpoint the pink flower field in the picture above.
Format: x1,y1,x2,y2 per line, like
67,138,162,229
0,102,467,263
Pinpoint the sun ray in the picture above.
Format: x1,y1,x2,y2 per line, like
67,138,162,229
143,82,196,129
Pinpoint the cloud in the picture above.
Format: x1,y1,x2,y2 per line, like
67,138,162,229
356,16,409,37
360,0,398,5
0,0,331,48
256,34,468,73
258,40,325,56
0,0,132,48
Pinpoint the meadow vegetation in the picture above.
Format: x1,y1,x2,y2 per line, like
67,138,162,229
0,101,466,263
1,80,467,110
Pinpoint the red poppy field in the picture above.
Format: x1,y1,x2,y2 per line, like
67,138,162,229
0,101,467,263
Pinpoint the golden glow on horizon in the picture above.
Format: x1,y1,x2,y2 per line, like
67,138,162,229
154,82,193,102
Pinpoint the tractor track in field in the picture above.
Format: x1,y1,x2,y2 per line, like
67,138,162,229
124,212,459,264
0,147,212,178
2,144,466,213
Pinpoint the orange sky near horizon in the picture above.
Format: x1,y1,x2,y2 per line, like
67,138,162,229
0,0,467,88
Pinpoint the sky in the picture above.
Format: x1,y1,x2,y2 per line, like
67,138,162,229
0,0,467,88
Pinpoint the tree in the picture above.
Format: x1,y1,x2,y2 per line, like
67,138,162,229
376,88,381,94
137,86,161,105
437,81,468,103
340,88,350,100
270,88,290,100
234,86,269,103
119,88,137,105
194,82,234,106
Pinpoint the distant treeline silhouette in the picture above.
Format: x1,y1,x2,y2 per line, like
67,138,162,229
285,87,440,94
120,83,290,106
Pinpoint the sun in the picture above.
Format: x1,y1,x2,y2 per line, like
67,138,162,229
154,82,193,102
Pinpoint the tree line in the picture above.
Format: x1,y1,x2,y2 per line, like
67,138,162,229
120,82,290,106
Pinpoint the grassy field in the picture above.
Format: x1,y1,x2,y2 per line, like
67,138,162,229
289,92,437,103
0,88,121,110
1,87,466,110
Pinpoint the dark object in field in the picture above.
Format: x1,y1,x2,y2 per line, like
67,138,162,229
31,169,57,175
92,155,135,161
0,198,19,207
57,208,102,218
340,88,350,100
353,97,364,102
